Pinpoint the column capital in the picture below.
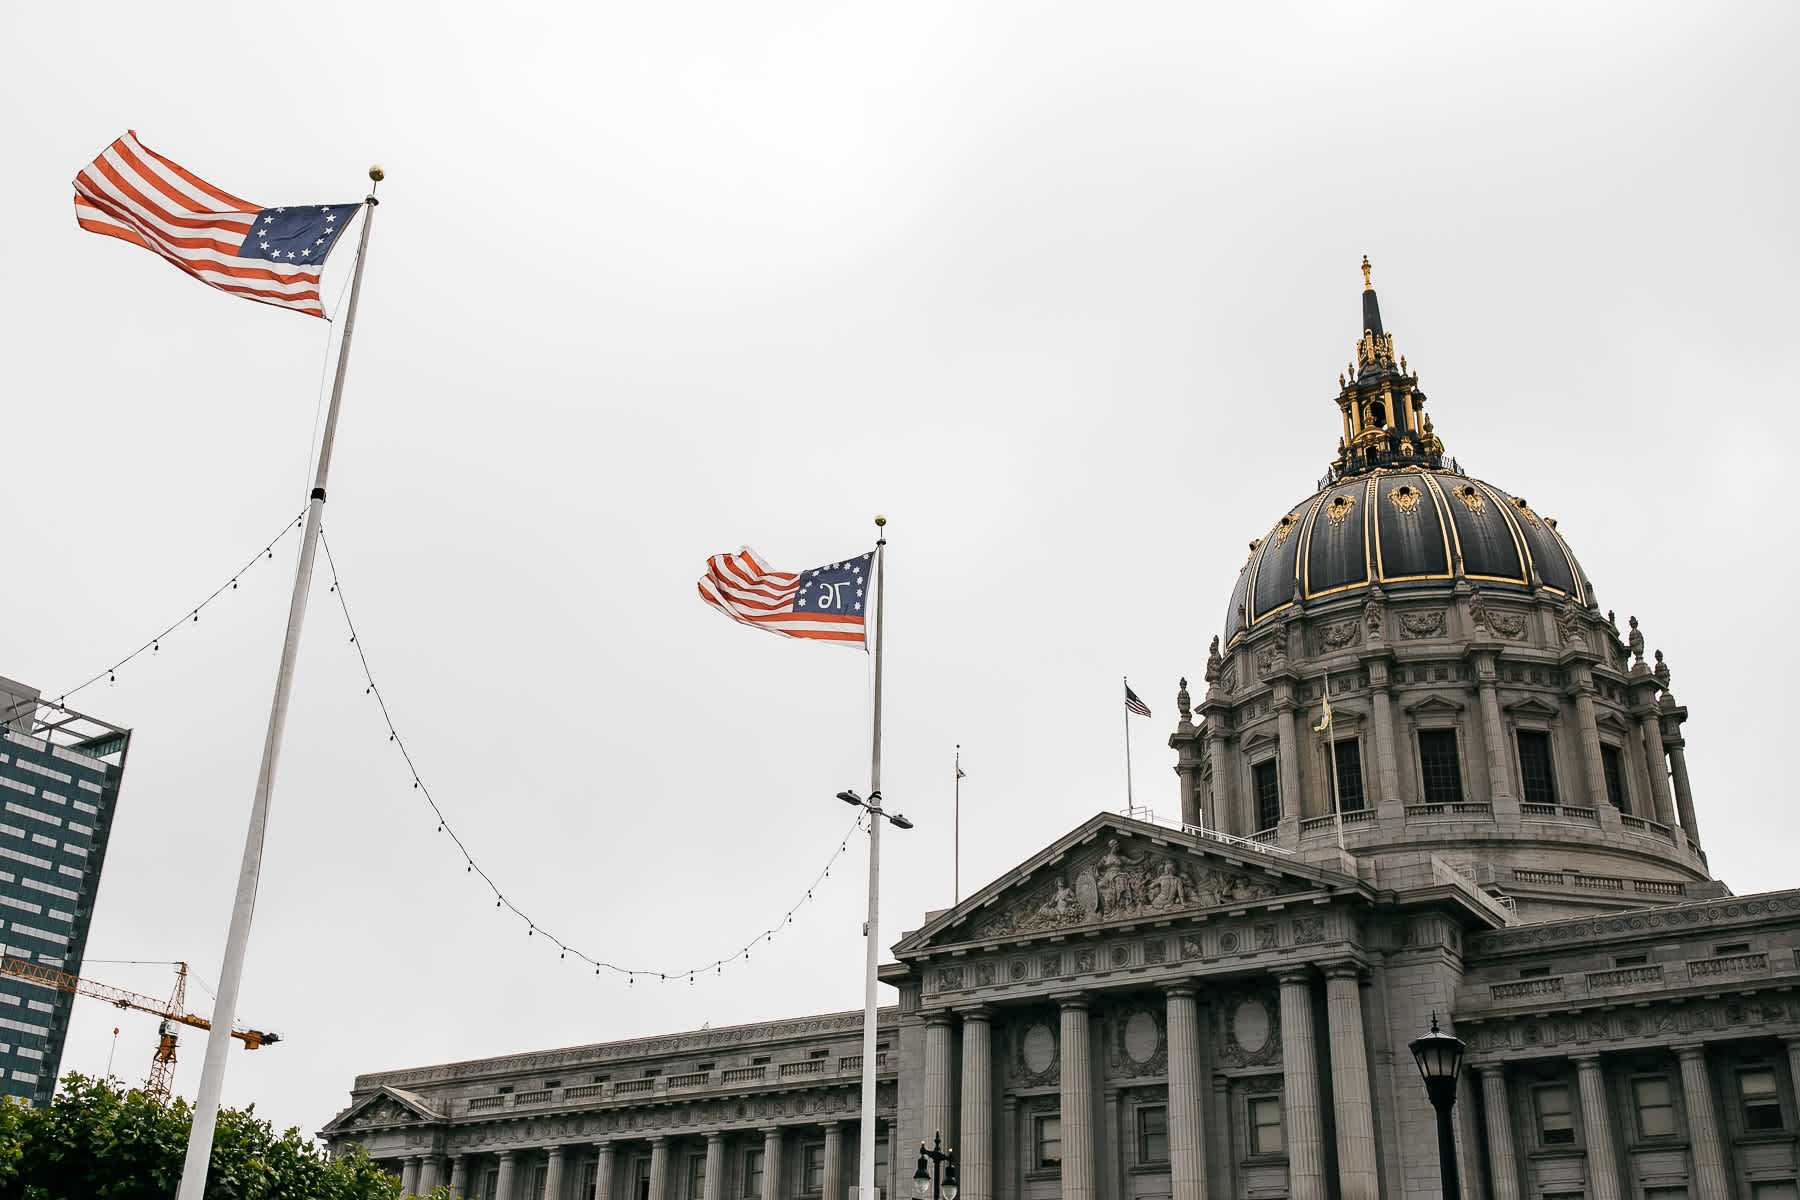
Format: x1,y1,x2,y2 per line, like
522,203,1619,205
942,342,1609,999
762,1126,784,1137
650,1135,671,1146
955,1004,993,1023
1161,981,1198,1000
822,1119,843,1131
924,1010,957,1028
1472,1061,1506,1079
596,1140,615,1153
707,1131,727,1146
499,1150,519,1163
1274,967,1313,987
1672,1041,1709,1060
546,1144,567,1159
1570,1051,1603,1067
1051,990,1091,1010
1320,959,1364,982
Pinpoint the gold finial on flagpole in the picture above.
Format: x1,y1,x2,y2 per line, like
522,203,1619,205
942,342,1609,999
368,165,385,183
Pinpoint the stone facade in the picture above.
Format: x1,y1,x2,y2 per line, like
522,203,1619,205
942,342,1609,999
325,266,1799,1198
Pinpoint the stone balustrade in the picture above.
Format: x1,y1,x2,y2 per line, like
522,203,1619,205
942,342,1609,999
1586,964,1664,990
1689,951,1768,980
1490,976,1565,1001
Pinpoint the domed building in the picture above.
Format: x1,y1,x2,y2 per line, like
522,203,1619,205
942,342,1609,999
326,267,1800,1200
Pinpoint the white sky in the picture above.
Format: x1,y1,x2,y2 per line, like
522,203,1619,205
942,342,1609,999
4,1,1797,1140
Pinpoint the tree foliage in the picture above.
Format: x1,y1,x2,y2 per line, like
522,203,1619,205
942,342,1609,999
0,1073,425,1200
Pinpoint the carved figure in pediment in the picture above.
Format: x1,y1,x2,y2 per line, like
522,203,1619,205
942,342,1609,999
1148,860,1187,908
1038,878,1078,921
1097,839,1140,913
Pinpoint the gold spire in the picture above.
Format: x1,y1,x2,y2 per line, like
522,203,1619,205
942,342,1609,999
1361,255,1372,291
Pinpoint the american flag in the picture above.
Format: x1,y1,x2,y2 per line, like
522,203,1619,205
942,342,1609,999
1125,682,1152,718
73,131,358,317
698,548,874,647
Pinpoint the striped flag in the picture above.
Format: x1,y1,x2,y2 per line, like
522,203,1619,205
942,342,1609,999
73,131,358,317
1125,682,1152,718
698,547,874,647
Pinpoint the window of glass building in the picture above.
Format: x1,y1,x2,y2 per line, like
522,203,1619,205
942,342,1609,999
1330,739,1365,812
1741,1067,1784,1130
1035,1115,1062,1169
1136,1105,1168,1162
1601,743,1628,810
1252,760,1280,832
1633,1076,1676,1138
1418,729,1465,806
744,1150,764,1197
1517,731,1556,806
803,1144,825,1193
1248,1096,1283,1155
1536,1083,1576,1145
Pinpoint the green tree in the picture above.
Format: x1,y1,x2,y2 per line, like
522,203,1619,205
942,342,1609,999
0,1073,428,1200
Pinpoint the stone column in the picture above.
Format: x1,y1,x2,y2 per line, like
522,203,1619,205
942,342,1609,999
1323,966,1377,1200
1668,737,1701,846
924,1013,957,1149
1369,678,1401,817
1572,1055,1620,1200
1476,1065,1521,1200
1164,985,1209,1200
401,1157,421,1197
1206,729,1233,834
1573,687,1611,811
762,1129,784,1200
419,1157,443,1197
704,1134,725,1200
1000,1096,1019,1200
448,1155,468,1200
497,1151,519,1200
1677,1045,1729,1199
541,1147,566,1200
960,1010,993,1200
1474,660,1518,816
650,1138,671,1200
1638,708,1677,827
1276,972,1325,1200
1058,996,1096,1200
595,1143,616,1200
1276,698,1302,834
823,1123,844,1200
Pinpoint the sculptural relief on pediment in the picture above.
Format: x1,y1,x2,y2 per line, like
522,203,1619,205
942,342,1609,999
971,839,1282,940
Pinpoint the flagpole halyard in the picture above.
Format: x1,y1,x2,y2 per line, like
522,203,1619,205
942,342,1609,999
175,167,383,1200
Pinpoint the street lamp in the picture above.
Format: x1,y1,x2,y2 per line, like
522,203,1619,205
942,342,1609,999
1409,1012,1466,1199
912,1132,958,1200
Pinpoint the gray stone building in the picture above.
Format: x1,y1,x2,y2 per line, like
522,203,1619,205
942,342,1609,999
325,266,1800,1199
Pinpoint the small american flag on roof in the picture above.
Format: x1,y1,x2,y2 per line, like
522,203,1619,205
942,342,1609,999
73,131,358,317
1125,682,1152,718
698,547,874,648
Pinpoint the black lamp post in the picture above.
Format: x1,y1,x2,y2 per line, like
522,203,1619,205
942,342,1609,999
911,1132,958,1200
1409,1012,1466,1199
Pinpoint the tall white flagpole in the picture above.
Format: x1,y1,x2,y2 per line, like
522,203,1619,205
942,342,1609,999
953,745,961,905
176,168,383,1200
858,516,887,1200
1123,676,1135,813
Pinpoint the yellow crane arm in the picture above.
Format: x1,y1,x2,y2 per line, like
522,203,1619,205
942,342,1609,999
0,956,280,1050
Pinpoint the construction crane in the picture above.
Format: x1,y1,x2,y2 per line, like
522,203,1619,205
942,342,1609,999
0,956,279,1101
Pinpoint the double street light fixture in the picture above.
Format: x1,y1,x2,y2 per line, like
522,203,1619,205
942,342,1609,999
1409,1012,1467,1199
838,789,914,829
912,1131,958,1200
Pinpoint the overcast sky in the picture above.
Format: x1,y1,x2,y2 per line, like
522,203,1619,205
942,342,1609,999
4,1,1797,1140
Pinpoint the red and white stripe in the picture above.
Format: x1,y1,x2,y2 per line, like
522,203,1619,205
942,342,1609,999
697,548,868,646
73,131,334,317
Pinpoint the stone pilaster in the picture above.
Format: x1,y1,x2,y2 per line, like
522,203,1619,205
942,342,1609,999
960,1010,993,1200
595,1143,616,1200
1205,729,1234,834
650,1138,671,1200
544,1146,567,1200
763,1128,785,1200
1323,966,1377,1200
1276,972,1325,1200
400,1157,420,1197
1058,995,1096,1200
496,1151,519,1200
1477,1065,1521,1200
1000,1096,1019,1200
1572,1055,1620,1200
924,1013,958,1149
448,1155,468,1200
705,1134,726,1200
824,1123,844,1200
1677,1045,1729,1198
1369,673,1402,817
1276,696,1302,836
1164,985,1208,1200
1473,653,1519,820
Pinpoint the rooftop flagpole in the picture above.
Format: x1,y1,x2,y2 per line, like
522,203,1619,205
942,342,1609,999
858,516,887,1200
953,746,961,905
175,167,384,1200
1123,676,1135,813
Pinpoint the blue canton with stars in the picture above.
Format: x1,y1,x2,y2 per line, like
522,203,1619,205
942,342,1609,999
235,203,359,264
792,552,875,616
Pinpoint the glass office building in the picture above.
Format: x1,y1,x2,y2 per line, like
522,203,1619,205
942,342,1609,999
0,675,130,1107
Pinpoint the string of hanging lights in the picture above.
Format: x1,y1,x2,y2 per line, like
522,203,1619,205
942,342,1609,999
315,529,864,985
49,510,310,708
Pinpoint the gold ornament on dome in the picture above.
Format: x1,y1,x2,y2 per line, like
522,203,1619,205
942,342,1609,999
1326,494,1358,528
1454,485,1485,515
1272,515,1297,547
1512,497,1542,528
1388,485,1422,516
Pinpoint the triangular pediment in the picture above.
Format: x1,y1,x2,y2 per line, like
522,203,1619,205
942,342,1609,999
1595,710,1634,735
1402,694,1466,717
1503,697,1560,720
892,812,1359,957
319,1084,444,1134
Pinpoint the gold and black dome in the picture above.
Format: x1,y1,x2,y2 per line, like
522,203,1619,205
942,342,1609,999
1223,261,1592,644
